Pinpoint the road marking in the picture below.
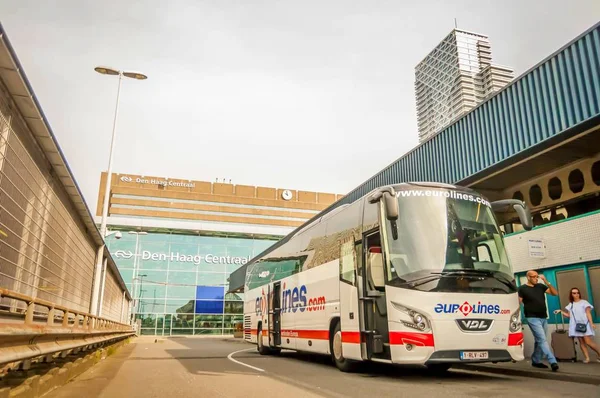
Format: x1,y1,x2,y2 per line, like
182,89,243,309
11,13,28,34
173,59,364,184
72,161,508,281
227,347,265,372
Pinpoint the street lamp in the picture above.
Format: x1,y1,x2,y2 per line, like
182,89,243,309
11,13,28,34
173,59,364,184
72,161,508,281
95,66,148,239
128,231,148,324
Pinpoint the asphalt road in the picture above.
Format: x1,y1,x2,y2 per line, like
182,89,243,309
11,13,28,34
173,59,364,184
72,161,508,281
46,337,599,398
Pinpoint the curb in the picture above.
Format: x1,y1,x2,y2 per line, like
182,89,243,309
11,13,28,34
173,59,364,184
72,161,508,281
453,363,600,386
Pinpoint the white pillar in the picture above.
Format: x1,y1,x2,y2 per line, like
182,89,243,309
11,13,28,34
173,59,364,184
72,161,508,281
97,258,108,317
90,245,105,315
120,290,127,323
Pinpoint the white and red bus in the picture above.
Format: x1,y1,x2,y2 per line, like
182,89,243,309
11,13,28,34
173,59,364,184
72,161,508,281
242,183,532,372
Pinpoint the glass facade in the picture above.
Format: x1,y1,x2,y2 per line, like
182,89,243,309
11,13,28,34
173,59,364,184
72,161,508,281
106,231,277,335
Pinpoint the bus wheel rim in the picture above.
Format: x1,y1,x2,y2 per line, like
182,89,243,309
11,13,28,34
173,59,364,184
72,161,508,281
333,330,343,360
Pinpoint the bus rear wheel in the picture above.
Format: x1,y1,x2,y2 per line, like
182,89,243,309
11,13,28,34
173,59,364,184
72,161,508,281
331,322,356,372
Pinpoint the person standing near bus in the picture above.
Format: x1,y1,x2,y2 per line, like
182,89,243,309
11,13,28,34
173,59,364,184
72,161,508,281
518,270,559,371
555,287,600,363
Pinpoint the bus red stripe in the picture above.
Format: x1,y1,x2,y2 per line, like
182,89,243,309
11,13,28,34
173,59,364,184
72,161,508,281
281,329,329,340
341,331,361,344
251,328,363,342
389,331,434,347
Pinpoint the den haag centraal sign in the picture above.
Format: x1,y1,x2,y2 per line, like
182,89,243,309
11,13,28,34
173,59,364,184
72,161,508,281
119,175,195,188
113,250,250,266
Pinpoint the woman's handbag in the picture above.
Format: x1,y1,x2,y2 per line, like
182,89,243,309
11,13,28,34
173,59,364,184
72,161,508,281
570,307,588,333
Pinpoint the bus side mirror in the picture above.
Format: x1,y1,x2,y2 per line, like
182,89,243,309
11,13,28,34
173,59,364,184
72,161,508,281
369,187,399,240
383,191,398,221
491,199,533,231
368,187,398,220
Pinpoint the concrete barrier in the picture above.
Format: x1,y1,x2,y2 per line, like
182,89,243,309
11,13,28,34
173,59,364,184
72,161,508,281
0,338,130,398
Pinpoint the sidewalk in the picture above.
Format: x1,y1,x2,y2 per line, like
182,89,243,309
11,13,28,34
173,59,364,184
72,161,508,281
454,358,600,385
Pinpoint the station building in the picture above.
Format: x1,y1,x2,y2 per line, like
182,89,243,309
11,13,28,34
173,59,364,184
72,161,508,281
96,172,342,335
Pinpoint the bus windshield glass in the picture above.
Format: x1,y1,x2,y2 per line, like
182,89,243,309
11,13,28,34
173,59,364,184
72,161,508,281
384,188,515,293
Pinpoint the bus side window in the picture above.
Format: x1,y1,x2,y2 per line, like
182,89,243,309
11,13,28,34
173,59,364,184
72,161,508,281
355,242,363,277
368,247,385,291
340,240,356,285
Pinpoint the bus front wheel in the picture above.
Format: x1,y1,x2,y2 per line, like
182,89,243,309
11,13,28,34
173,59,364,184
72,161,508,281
331,322,356,372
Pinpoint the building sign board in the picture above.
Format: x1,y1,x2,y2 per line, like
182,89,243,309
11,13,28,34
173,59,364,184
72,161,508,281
114,250,250,266
527,239,546,258
120,175,195,188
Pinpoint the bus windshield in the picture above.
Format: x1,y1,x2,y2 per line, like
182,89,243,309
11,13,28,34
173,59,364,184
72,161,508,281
384,189,516,293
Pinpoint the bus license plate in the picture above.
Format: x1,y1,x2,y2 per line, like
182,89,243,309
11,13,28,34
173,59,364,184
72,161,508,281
460,351,488,360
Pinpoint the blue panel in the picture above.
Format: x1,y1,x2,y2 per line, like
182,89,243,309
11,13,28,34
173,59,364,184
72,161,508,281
572,42,589,120
515,83,528,149
195,286,225,314
506,87,519,152
564,47,582,123
587,32,600,112
538,65,553,138
498,94,512,154
195,300,224,314
466,114,478,173
196,286,224,300
578,40,594,116
556,55,571,129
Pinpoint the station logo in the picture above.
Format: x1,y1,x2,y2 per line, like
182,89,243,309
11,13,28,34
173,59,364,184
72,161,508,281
114,250,134,259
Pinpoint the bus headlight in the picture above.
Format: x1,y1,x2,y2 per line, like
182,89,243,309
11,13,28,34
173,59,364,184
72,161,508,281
391,302,431,333
509,309,521,333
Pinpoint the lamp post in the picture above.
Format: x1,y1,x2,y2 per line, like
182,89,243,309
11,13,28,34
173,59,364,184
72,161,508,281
95,66,148,238
136,274,148,314
132,273,148,326
91,67,147,317
128,231,147,324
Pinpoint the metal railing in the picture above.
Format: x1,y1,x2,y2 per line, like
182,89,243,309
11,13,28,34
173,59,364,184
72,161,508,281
0,288,135,370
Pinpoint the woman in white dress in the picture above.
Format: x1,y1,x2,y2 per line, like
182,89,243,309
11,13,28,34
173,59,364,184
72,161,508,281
556,287,599,363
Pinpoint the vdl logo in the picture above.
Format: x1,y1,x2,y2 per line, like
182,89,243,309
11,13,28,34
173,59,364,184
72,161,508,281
456,319,494,332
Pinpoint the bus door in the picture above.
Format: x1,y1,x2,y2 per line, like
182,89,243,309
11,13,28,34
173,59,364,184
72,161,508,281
338,238,362,361
268,282,282,347
359,231,391,361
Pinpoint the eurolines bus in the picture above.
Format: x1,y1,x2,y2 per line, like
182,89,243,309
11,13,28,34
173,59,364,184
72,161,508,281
243,182,533,372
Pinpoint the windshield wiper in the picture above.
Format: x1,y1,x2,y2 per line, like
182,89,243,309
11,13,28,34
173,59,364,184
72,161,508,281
431,269,494,276
397,273,450,288
435,269,516,289
400,269,515,289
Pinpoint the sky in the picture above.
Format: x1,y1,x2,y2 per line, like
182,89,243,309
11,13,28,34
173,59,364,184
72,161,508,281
1,1,599,213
